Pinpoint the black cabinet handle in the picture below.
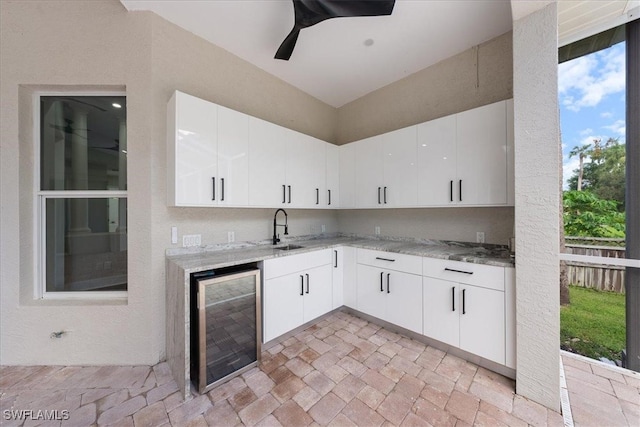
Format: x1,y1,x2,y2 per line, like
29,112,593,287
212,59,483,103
375,257,395,262
334,250,338,268
444,267,473,275
221,178,225,201
316,188,319,205
459,180,462,202
283,185,286,203
384,187,387,204
450,180,453,202
387,273,390,293
378,187,381,204
380,272,384,292
288,185,292,203
452,286,456,311
212,177,216,200
462,289,466,314
300,275,304,296
305,273,310,294
328,189,331,205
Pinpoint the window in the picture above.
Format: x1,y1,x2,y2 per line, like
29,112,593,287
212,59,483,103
37,94,127,297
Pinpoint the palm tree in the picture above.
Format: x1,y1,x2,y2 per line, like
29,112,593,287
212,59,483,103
569,141,595,191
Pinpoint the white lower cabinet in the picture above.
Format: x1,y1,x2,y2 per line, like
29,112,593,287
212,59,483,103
356,250,423,335
423,259,506,365
263,250,332,342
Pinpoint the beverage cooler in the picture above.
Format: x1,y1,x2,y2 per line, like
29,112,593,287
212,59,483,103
190,263,261,394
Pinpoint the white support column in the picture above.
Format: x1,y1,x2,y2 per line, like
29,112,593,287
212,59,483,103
513,2,561,410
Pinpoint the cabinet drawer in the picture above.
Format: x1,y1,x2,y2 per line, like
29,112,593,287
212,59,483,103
422,258,504,291
264,249,331,280
357,248,422,275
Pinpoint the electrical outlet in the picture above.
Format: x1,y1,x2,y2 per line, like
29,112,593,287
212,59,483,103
476,232,485,243
183,234,201,247
310,225,317,233
171,226,178,244
375,226,381,235
321,224,326,233
228,231,235,243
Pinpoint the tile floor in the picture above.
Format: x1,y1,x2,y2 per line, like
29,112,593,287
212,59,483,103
0,311,638,426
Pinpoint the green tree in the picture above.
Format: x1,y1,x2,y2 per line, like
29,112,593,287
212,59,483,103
563,190,625,237
568,138,625,210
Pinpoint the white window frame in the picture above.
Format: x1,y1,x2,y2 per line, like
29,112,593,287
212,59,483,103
34,90,128,300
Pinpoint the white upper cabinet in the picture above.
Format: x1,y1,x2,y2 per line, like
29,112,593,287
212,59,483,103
339,143,357,209
326,144,339,208
456,101,508,206
168,91,218,207
287,133,326,208
355,136,384,208
248,117,288,207
381,126,418,207
417,100,510,207
217,106,249,206
417,115,457,206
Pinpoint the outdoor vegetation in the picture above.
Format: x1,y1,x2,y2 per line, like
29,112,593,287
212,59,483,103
561,286,625,362
561,137,626,362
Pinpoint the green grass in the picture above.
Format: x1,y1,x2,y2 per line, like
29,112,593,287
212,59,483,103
560,285,626,361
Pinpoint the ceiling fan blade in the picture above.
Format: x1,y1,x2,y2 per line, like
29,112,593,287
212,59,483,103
275,28,301,60
275,0,395,60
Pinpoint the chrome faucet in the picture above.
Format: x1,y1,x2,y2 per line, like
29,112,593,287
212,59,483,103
272,209,289,245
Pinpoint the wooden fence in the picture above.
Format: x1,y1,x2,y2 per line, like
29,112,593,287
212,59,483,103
564,237,626,293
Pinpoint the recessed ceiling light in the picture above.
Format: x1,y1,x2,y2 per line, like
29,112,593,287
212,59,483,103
364,38,374,47
112,103,122,109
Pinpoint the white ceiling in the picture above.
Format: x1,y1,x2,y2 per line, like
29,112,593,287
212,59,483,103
120,0,513,108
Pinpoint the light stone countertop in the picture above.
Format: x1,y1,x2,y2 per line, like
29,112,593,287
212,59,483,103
166,234,514,273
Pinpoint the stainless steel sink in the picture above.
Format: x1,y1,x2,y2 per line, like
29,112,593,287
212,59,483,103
274,244,305,251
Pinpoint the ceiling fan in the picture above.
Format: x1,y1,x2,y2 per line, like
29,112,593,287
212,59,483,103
275,0,396,60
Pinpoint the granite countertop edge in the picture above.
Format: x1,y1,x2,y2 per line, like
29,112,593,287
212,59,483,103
166,234,515,272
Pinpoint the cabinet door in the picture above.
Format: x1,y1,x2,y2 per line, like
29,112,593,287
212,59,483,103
217,106,249,206
263,274,305,342
423,277,459,348
381,127,418,207
456,101,507,205
355,136,384,208
506,99,515,206
332,248,343,309
303,264,333,323
339,143,357,209
326,144,340,208
287,133,326,208
384,271,422,334
174,92,218,206
356,264,386,319
248,117,287,207
342,247,357,309
417,115,457,206
459,285,505,365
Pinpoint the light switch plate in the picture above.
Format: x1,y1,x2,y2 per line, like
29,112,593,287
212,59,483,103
171,226,178,244
375,226,381,235
228,231,235,243
476,232,485,243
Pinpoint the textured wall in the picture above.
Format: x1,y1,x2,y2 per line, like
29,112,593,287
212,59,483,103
336,31,513,144
338,208,514,245
513,4,561,411
0,0,338,366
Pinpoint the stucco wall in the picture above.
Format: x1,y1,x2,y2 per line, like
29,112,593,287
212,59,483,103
0,0,338,366
513,3,561,411
336,31,513,144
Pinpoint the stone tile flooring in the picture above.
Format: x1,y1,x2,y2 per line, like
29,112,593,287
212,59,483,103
0,311,638,426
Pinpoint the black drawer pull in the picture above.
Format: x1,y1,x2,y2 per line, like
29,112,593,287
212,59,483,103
459,180,462,202
375,257,396,262
328,189,331,205
316,188,319,205
212,177,216,201
378,187,381,204
306,273,310,294
283,185,286,203
450,180,453,202
300,275,304,296
444,267,473,275
221,178,225,201
452,286,456,311
462,288,466,314
334,250,338,268
380,272,384,292
387,273,390,293
288,185,291,204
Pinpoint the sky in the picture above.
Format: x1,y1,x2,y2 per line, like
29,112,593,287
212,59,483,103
558,41,626,189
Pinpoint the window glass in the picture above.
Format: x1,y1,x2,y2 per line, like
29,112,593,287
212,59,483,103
40,96,127,191
44,198,127,292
